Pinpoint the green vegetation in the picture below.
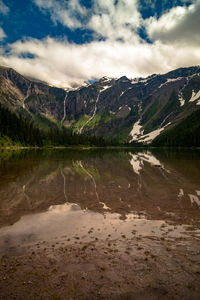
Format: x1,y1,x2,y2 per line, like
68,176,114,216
105,124,133,144
85,112,116,128
16,106,60,131
84,112,117,130
0,104,115,148
0,134,22,147
141,99,160,126
71,115,90,133
151,90,179,128
32,114,59,131
142,91,180,134
0,104,43,146
152,109,200,147
183,75,200,102
71,112,117,134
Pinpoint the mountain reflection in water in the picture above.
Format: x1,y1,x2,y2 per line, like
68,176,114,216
0,149,200,253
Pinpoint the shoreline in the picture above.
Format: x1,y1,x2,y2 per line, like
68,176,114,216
0,145,200,150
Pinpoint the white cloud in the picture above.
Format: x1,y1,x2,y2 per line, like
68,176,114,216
33,0,141,42
32,0,200,46
0,0,9,15
0,0,199,88
146,0,200,46
0,37,200,88
88,0,141,42
33,0,86,29
0,27,6,40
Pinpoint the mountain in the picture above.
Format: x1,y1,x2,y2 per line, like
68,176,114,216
0,66,66,131
0,65,200,145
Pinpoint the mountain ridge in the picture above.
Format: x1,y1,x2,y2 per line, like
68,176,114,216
0,65,200,145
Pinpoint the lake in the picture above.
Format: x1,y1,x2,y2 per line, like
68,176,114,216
0,149,200,299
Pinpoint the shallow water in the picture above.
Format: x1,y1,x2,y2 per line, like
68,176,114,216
0,149,200,254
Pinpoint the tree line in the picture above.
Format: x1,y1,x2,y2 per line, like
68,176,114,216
152,109,200,147
0,104,112,147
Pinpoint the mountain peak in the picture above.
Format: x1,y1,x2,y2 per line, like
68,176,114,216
118,76,130,82
0,65,200,146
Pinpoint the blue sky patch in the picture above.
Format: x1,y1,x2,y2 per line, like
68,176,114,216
0,0,199,88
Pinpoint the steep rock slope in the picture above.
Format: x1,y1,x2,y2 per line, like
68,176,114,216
65,66,200,143
0,66,66,130
0,65,200,144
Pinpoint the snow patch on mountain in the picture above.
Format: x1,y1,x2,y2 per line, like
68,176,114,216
119,87,132,97
137,127,165,144
119,105,131,111
177,77,191,107
131,78,139,84
178,95,185,107
129,119,171,144
100,76,112,82
158,77,183,89
139,78,148,83
137,123,171,144
129,121,144,143
101,85,111,91
189,90,200,103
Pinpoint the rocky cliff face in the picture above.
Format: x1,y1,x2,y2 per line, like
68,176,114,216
64,66,200,143
0,66,66,128
0,65,200,143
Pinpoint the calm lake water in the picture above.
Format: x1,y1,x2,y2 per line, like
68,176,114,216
0,148,200,255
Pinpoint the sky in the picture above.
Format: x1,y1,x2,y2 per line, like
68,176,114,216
0,0,199,88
